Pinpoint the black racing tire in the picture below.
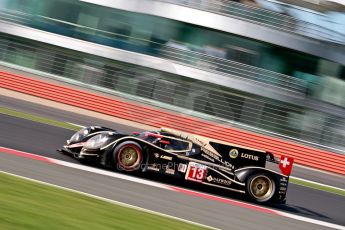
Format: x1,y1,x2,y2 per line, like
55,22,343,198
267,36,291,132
113,141,143,172
246,173,276,203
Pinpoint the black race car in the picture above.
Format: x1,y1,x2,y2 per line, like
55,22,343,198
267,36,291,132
58,126,294,203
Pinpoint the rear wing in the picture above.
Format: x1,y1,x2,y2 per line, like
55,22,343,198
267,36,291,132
266,152,294,176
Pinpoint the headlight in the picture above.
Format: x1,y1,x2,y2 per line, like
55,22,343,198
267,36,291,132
84,133,109,149
69,127,90,143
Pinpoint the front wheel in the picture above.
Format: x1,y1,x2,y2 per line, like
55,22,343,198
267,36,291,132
113,141,143,172
246,173,276,203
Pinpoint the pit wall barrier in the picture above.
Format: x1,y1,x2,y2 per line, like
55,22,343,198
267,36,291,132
1,71,345,175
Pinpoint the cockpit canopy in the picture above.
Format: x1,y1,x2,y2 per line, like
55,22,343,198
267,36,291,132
134,127,270,165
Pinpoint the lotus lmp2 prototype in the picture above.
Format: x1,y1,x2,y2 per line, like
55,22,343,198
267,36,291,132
58,126,294,203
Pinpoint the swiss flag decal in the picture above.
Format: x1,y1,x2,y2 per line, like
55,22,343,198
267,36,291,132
279,155,294,176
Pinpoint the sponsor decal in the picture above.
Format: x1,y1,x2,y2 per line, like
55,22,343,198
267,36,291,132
160,155,173,161
219,159,235,169
240,153,259,161
279,190,286,194
201,153,216,162
201,152,234,169
229,149,239,159
280,177,288,182
279,187,287,191
147,164,160,172
202,148,221,161
279,156,294,176
186,162,207,182
206,175,231,186
178,163,187,173
280,182,287,186
165,168,175,175
154,153,160,158
213,178,232,186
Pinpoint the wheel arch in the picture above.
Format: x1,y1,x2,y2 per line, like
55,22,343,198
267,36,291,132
236,167,281,203
104,137,150,169
235,167,280,184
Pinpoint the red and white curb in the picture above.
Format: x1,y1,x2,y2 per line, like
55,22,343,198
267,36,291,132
0,146,344,230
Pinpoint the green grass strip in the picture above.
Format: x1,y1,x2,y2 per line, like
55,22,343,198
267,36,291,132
290,177,345,197
0,172,209,230
0,107,80,131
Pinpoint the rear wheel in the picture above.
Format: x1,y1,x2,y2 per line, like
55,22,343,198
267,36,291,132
113,141,143,172
246,173,276,203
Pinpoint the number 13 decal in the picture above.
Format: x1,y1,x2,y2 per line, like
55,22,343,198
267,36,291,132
186,162,207,182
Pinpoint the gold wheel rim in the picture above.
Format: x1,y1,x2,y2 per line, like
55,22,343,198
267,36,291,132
119,147,138,167
250,175,274,201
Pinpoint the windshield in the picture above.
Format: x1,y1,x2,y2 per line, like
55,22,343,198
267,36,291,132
134,131,192,153
134,131,162,143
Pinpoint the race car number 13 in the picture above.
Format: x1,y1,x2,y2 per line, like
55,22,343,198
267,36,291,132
186,163,207,182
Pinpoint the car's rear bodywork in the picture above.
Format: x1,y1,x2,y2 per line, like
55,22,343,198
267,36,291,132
59,126,293,203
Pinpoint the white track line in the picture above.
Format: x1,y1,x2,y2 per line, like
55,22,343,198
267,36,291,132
1,146,345,230
1,171,220,230
290,176,345,192
66,122,85,128
54,158,173,190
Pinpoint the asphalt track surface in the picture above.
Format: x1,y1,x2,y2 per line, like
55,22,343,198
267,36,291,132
1,97,345,229
2,95,345,188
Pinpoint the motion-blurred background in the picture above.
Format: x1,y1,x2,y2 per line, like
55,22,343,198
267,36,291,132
1,0,345,152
